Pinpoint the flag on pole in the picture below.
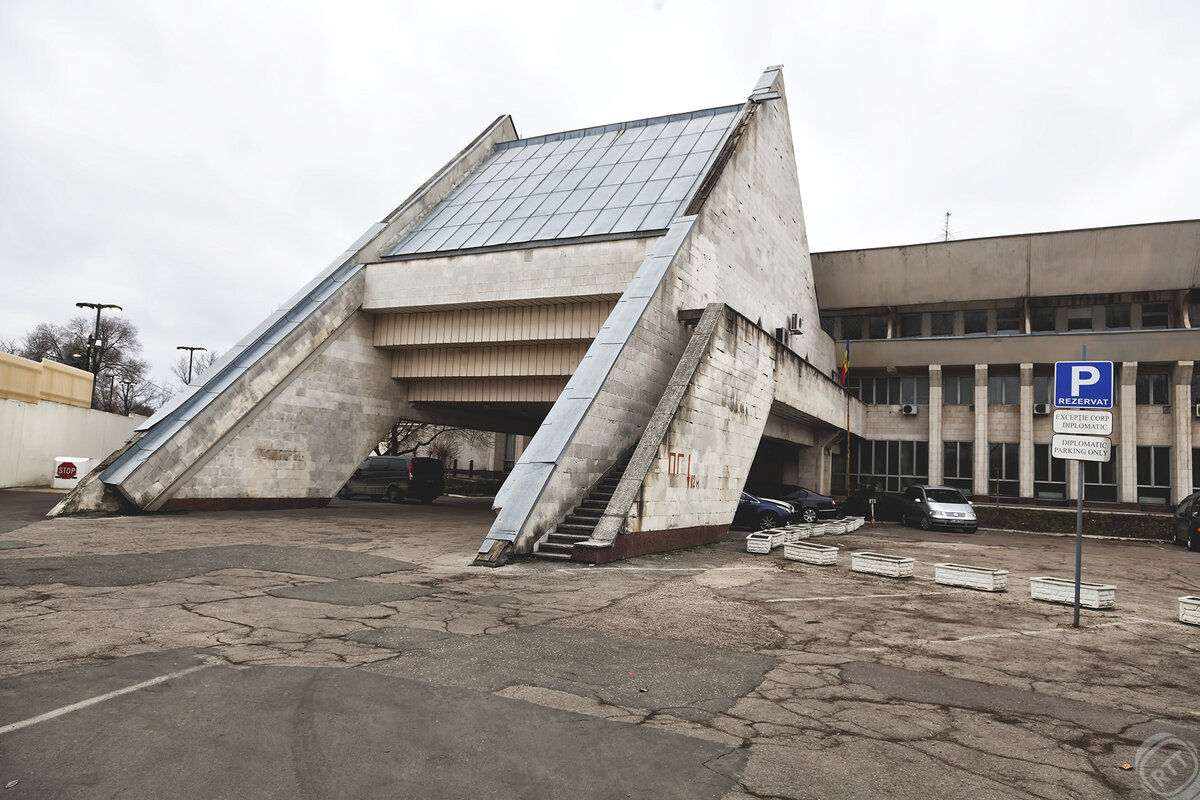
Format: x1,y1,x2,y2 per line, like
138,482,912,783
839,340,850,386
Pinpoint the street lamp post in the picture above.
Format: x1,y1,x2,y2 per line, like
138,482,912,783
177,345,207,384
75,302,122,409
120,379,136,415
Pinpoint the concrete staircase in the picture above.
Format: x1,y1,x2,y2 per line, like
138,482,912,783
534,453,632,561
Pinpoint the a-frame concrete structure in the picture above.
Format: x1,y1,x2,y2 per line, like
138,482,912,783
56,66,864,565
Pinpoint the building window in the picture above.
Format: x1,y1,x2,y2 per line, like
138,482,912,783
930,311,954,337
987,443,1019,498
1136,372,1170,405
1033,375,1054,406
1105,303,1131,329
943,441,973,493
1136,446,1171,505
1141,302,1169,329
867,314,888,339
1084,447,1118,502
1192,374,1200,406
1030,307,1056,332
963,311,987,335
1194,448,1200,492
898,313,922,338
1034,444,1066,500
1189,298,1200,328
850,438,928,493
988,374,1020,405
944,374,974,405
841,315,864,341
851,376,929,405
1067,306,1093,331
996,308,1020,334
820,317,835,337
900,376,930,405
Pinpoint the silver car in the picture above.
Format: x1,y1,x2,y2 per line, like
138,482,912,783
899,485,978,532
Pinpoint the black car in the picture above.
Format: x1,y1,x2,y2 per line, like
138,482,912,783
754,485,838,523
1173,492,1200,551
734,492,796,530
338,456,444,504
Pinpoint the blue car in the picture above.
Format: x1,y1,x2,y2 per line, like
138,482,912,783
735,491,796,530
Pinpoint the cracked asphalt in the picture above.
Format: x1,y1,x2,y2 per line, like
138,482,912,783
0,489,1197,799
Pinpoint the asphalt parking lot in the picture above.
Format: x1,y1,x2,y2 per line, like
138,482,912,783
1,490,1197,799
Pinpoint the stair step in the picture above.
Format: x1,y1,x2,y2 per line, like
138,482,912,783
557,522,596,534
570,508,602,519
548,532,591,543
539,543,576,555
534,551,573,561
580,499,608,509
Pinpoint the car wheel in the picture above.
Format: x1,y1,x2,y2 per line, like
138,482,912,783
801,508,818,524
387,486,403,504
337,486,350,500
1190,531,1200,553
918,515,931,531
758,511,780,530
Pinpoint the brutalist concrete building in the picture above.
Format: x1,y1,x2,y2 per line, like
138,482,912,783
57,66,1199,561
60,66,859,564
812,221,1199,510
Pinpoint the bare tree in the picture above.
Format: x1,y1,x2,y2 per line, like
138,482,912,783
375,420,491,463
170,350,220,387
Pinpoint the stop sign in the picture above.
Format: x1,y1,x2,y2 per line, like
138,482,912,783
56,462,77,479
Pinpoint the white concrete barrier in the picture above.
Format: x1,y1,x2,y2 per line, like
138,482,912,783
934,563,1008,592
784,541,839,565
851,552,914,578
1029,576,1115,609
1179,596,1200,626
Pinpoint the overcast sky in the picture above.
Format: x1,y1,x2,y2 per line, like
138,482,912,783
3,1,1198,387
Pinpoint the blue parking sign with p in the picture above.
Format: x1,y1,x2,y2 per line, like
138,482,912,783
1054,361,1113,409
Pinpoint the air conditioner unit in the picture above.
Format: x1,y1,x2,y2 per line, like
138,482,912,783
1033,403,1052,415
774,327,790,346
787,313,802,334
1195,403,1200,418
901,404,919,416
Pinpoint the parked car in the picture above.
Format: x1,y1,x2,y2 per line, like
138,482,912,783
1173,492,1200,551
752,485,838,523
735,492,796,530
898,485,978,532
338,456,444,504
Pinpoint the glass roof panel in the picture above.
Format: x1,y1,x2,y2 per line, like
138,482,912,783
387,104,742,255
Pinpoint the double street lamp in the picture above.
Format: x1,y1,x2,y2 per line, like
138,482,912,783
75,301,122,409
177,345,207,384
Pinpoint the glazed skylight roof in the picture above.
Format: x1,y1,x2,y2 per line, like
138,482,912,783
388,104,743,257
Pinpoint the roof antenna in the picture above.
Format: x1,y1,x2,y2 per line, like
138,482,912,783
940,211,956,242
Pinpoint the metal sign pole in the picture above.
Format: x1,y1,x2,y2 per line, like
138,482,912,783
1073,345,1085,628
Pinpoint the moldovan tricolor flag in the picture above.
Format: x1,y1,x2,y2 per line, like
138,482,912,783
839,341,850,386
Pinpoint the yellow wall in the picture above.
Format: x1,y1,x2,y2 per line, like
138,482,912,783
0,352,93,408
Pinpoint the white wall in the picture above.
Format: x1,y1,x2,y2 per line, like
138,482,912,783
0,398,144,488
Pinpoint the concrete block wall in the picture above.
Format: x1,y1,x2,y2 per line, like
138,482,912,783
674,72,835,376
636,311,778,532
168,311,404,505
111,272,378,509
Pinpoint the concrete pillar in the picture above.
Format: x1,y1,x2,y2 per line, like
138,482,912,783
1173,361,1195,503
973,364,989,498
928,365,943,484
1119,362,1138,504
1019,363,1034,499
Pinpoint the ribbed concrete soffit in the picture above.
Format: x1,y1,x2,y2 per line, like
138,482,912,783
386,105,742,257
373,301,617,348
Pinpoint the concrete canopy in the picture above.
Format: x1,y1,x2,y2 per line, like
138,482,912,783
54,66,857,566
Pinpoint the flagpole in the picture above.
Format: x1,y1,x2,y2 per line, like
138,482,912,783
842,340,850,502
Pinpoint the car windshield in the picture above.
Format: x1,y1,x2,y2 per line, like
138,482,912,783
926,489,968,504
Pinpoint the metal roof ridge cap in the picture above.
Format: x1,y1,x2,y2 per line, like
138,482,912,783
494,103,744,151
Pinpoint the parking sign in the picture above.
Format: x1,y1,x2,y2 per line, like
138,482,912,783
1054,361,1113,409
